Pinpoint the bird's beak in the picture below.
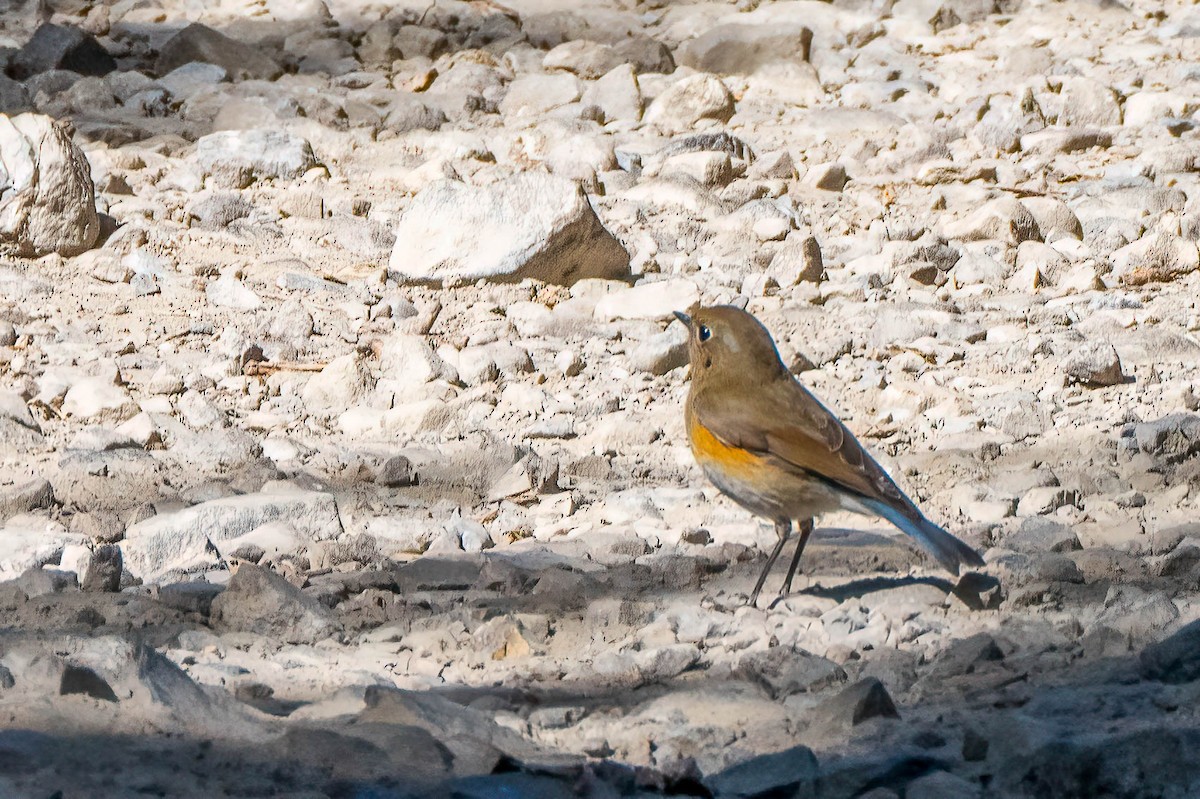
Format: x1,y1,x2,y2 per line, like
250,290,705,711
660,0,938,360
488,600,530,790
673,311,692,328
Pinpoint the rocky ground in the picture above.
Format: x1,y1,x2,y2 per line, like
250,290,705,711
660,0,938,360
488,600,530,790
2,0,1200,796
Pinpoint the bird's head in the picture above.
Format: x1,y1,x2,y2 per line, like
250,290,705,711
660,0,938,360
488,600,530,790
674,304,788,388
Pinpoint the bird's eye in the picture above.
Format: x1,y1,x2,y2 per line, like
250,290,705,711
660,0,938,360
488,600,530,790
698,325,712,342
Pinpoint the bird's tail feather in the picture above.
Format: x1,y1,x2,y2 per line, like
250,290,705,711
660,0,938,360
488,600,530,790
864,500,985,575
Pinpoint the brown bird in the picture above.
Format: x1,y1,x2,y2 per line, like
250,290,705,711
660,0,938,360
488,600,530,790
675,304,984,606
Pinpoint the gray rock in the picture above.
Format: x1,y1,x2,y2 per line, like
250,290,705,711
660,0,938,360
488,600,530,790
23,68,80,99
454,345,499,385
49,449,164,513
1058,76,1122,127
611,34,675,74
1063,342,1123,386
10,23,115,79
1141,619,1200,683
61,377,137,424
1133,414,1200,462
543,39,622,79
0,113,99,256
1020,127,1112,155
993,728,1200,798
80,543,122,592
0,392,35,431
1083,216,1141,258
906,771,982,799
1021,196,1082,240
175,389,225,430
394,25,450,60
1111,230,1199,285
187,191,253,228
895,0,1000,32
382,94,446,133
962,727,989,762
805,162,848,191
268,298,315,342
661,130,753,162
388,173,629,285
14,567,77,597
770,233,824,285
126,88,170,116
808,677,900,735
356,20,396,65
378,455,416,487
210,562,339,644
379,333,458,398
678,23,812,75
155,23,282,81
329,216,395,259
487,453,559,500
707,743,818,799
0,75,31,114
926,633,1004,679
205,275,260,310
60,664,117,701
1094,586,1180,644
975,89,1045,153
157,62,227,99
749,149,797,180
104,70,155,103
856,790,900,799
643,74,735,134
16,635,261,735
581,63,642,124
122,490,342,582
0,479,53,523
950,251,1009,286
1016,486,1079,517
302,354,371,412
735,646,846,699
594,279,699,322
1007,517,1081,554
499,73,581,119
627,322,688,375
455,519,493,553
158,580,224,615
447,773,586,799
195,129,318,188
942,196,1041,245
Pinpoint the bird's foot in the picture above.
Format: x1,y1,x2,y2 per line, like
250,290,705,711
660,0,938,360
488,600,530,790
768,575,813,609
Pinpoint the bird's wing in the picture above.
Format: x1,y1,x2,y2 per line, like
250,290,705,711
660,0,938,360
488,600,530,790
695,377,912,511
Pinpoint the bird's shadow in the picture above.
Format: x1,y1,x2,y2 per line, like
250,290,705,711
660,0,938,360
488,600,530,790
772,574,957,606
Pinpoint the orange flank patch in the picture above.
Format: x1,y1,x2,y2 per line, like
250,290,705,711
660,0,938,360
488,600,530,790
687,414,765,479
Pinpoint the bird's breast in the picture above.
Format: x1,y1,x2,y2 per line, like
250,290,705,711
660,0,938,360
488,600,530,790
685,402,842,520
686,411,763,480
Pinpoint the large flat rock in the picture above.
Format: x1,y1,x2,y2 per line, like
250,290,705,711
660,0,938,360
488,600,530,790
388,174,630,285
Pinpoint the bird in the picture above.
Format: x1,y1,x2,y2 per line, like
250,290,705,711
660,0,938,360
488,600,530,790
675,304,985,606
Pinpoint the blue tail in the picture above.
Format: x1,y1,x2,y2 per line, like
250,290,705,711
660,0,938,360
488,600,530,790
863,499,985,575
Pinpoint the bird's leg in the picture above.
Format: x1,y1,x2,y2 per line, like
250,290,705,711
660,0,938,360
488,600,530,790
749,519,791,607
779,517,814,597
